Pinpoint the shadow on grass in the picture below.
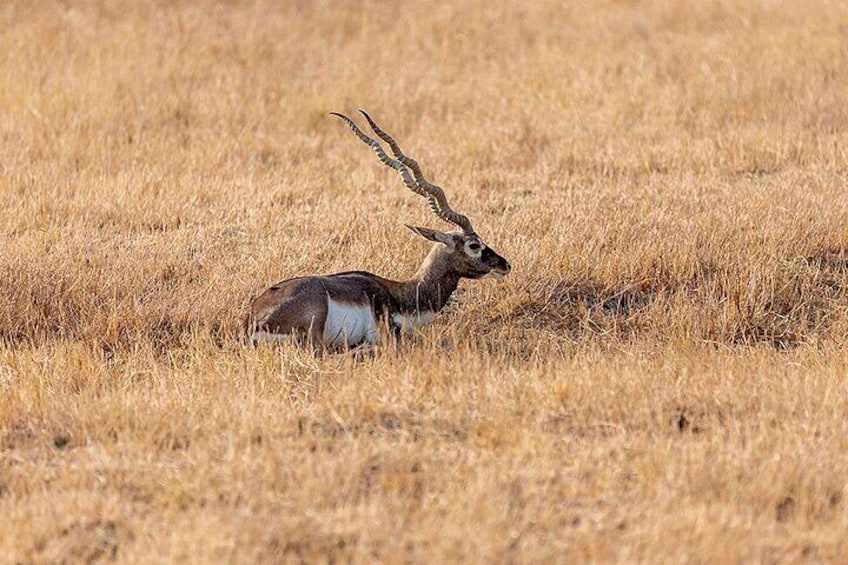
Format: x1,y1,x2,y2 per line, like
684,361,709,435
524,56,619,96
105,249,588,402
504,247,848,350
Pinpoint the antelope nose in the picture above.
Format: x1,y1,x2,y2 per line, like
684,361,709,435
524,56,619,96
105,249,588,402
503,261,512,272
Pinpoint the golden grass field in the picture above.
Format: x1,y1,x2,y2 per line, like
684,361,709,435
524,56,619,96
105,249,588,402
2,0,848,562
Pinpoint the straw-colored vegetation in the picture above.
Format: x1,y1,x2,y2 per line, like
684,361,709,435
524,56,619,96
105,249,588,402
2,0,847,561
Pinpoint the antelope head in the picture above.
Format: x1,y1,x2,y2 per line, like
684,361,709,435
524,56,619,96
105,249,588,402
330,110,512,282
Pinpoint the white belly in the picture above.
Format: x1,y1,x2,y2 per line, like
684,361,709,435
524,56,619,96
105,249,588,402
251,330,292,346
323,298,379,346
392,310,437,333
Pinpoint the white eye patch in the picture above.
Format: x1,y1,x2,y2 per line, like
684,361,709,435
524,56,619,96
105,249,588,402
464,239,483,258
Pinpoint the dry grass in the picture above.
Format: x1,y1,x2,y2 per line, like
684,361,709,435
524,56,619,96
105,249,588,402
2,0,848,562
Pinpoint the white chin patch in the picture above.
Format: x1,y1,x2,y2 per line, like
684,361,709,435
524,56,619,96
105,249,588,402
483,271,507,280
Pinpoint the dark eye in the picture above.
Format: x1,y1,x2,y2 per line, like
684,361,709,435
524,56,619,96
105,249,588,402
468,242,482,252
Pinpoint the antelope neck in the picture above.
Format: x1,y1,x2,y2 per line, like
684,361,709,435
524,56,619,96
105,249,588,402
396,246,461,314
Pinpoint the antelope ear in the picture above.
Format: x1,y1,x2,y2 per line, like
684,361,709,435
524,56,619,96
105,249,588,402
405,224,455,249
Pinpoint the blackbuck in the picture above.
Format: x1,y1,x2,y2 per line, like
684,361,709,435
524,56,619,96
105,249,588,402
249,110,511,348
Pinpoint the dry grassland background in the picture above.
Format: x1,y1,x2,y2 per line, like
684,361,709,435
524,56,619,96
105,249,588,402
2,0,848,562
